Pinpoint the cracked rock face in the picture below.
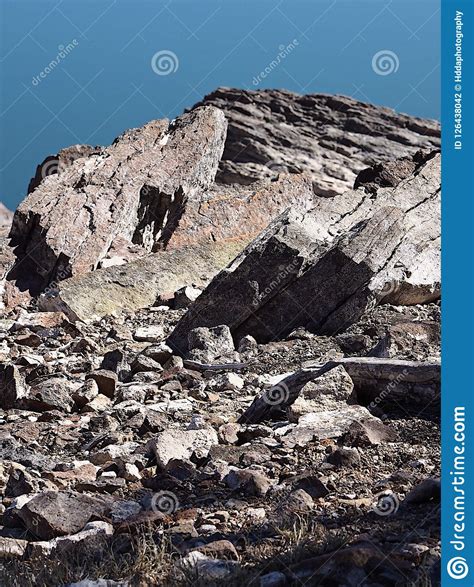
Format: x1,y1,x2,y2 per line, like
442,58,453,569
169,152,440,351
7,107,228,296
195,87,441,196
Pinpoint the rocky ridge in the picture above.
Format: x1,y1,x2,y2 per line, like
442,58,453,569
0,89,441,586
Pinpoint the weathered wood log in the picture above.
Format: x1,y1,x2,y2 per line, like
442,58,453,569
238,357,440,424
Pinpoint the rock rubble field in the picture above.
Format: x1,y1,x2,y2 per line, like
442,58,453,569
0,88,441,586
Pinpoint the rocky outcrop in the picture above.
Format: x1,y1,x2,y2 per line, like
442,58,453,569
7,107,228,296
169,153,440,352
0,89,441,586
195,87,441,195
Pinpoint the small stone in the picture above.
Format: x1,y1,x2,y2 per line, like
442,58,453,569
192,539,239,560
217,372,245,391
0,366,27,410
131,355,163,374
224,468,273,497
237,334,258,356
87,370,117,398
178,551,240,581
134,325,165,343
277,489,314,515
218,423,241,444
341,418,397,447
109,500,142,523
327,447,361,468
23,376,76,413
148,427,218,468
82,394,112,413
17,491,111,540
187,325,236,363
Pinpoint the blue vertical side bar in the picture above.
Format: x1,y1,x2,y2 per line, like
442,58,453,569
442,0,474,585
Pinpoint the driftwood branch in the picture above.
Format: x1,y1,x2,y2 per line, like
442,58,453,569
238,357,440,424
183,359,248,372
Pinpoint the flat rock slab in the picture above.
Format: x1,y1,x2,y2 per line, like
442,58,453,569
17,491,112,540
40,240,246,322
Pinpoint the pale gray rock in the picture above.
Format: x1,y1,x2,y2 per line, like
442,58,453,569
148,427,218,468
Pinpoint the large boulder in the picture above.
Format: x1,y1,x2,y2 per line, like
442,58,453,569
39,240,245,322
7,107,228,296
168,153,440,352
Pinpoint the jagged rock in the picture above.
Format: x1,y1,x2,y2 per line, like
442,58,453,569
86,370,117,398
21,376,77,413
148,427,218,468
187,325,236,363
27,144,101,194
17,491,112,540
196,88,440,195
169,154,440,351
0,364,28,410
7,107,227,296
164,173,314,250
72,379,99,409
